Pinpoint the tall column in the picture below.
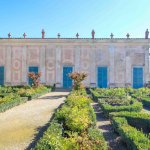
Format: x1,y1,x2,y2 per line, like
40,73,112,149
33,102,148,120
5,46,12,85
74,46,80,72
109,45,115,87
55,46,61,87
40,46,46,84
145,49,149,83
90,46,96,87
22,46,27,84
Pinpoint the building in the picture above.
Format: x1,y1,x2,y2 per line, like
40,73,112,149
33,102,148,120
0,30,149,88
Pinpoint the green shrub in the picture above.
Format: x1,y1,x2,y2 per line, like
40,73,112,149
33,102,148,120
33,120,76,150
33,90,107,150
99,99,142,117
65,94,91,108
110,111,150,133
112,117,150,150
0,94,27,112
88,128,108,149
142,97,150,107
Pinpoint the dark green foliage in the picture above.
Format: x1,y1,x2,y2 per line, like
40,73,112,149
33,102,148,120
112,117,150,150
99,99,142,117
0,94,28,112
110,111,150,133
142,97,150,107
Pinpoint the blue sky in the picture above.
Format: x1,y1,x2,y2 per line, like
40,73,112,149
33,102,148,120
0,0,150,38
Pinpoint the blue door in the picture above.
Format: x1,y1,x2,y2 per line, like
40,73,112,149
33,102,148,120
97,67,108,88
133,67,143,88
63,66,73,88
29,66,38,86
0,66,4,85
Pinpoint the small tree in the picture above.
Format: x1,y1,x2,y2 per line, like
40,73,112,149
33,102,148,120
69,72,87,90
28,72,42,88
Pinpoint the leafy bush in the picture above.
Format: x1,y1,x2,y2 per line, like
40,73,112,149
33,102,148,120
110,111,150,133
0,94,27,112
99,99,142,117
69,72,87,90
17,85,50,99
142,97,150,107
33,90,107,150
112,117,150,150
56,94,96,132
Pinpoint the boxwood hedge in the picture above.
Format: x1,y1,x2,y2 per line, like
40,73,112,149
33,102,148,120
98,99,143,117
112,117,150,150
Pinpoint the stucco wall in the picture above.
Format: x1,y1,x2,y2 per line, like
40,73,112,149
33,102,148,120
0,38,149,87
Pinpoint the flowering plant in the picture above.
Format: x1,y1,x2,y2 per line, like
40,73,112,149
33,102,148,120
28,72,42,87
69,72,87,90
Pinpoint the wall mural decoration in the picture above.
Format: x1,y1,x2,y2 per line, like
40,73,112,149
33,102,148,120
12,47,22,83
46,48,56,84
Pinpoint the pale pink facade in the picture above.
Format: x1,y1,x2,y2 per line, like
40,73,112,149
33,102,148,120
0,38,149,87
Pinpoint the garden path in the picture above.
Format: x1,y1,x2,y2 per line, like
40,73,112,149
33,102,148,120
92,102,127,150
0,89,69,150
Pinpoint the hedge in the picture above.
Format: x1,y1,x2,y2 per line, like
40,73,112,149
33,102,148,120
142,97,150,108
33,91,108,150
98,99,143,117
0,85,53,112
112,117,150,150
110,111,150,133
0,94,28,113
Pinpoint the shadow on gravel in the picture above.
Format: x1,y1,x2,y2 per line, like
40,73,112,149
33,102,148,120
92,102,127,150
25,103,64,150
38,95,67,100
143,106,150,112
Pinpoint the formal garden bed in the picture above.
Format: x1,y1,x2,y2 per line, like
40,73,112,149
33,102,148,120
33,89,108,150
89,88,150,149
0,85,53,112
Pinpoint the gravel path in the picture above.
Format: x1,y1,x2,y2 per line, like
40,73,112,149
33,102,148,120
142,106,150,114
92,103,127,150
0,90,69,150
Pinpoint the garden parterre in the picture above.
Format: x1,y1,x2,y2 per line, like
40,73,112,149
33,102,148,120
90,88,150,150
33,89,108,150
0,85,53,112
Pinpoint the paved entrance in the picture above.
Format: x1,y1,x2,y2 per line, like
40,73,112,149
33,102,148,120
0,91,69,150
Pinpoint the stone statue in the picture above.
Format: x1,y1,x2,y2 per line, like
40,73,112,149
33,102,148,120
145,29,149,39
8,33,11,38
42,29,45,39
91,30,95,39
57,33,60,38
23,33,27,38
126,33,130,39
76,33,79,39
110,33,114,39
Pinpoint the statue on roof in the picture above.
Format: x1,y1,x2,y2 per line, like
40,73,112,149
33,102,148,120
126,33,130,39
57,33,60,38
145,29,149,39
91,30,95,39
23,33,27,38
42,29,45,39
110,33,114,39
76,33,79,39
8,33,11,38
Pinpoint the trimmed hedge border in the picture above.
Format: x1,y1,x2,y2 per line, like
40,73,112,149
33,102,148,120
112,117,150,150
110,111,150,133
0,86,52,113
0,96,28,113
142,97,150,108
98,99,143,117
